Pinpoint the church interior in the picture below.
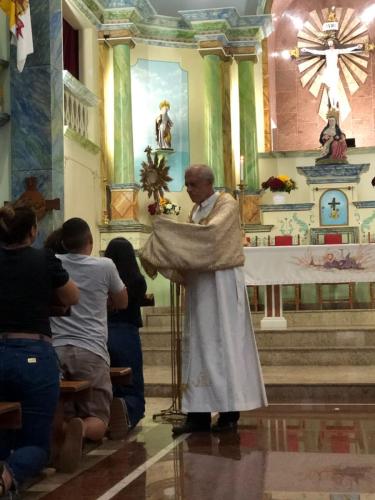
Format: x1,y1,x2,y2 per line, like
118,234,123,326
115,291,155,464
2,0,375,498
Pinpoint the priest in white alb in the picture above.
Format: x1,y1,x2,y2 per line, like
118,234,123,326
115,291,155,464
140,165,267,433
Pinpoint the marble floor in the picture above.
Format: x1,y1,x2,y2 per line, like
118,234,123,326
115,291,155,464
19,398,375,499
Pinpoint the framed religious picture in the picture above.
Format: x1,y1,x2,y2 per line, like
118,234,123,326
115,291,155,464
319,189,348,226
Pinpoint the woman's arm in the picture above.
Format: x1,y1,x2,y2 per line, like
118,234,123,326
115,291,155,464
54,279,79,306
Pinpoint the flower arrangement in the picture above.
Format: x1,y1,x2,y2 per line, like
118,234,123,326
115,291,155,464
148,197,180,216
261,175,297,193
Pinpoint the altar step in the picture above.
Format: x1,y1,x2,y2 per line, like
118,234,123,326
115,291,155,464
140,325,375,365
141,307,375,402
144,365,375,403
142,307,375,329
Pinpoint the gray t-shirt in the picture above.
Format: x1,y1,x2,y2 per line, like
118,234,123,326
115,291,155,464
51,253,125,364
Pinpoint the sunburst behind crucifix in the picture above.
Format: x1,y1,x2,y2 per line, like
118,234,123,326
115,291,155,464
291,6,373,121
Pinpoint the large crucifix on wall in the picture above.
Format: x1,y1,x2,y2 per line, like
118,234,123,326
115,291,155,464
290,6,374,121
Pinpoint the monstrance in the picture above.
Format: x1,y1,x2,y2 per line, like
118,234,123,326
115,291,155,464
139,146,172,212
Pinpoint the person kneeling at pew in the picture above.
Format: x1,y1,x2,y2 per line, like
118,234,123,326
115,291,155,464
0,205,79,496
49,218,128,470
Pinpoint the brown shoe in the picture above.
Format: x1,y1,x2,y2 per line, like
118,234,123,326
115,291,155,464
107,398,129,440
56,417,83,473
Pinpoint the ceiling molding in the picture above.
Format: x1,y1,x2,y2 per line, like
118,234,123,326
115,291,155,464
69,0,272,48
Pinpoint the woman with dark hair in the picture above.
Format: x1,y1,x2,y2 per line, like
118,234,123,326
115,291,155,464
0,205,79,496
105,237,147,432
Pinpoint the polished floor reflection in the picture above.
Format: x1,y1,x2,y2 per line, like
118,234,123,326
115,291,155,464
23,401,375,499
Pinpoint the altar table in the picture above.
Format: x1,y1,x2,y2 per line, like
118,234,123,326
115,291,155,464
244,244,375,330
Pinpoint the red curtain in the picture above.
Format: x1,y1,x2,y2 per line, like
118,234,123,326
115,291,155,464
63,19,79,80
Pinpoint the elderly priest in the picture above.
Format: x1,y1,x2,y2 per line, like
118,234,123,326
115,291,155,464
140,165,267,433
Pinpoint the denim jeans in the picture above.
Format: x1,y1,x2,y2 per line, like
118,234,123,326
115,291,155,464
107,322,145,428
0,339,60,489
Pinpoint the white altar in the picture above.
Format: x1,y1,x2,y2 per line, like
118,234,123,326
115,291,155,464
244,244,375,330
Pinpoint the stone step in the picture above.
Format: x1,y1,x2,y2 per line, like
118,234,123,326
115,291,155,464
259,346,375,366
140,326,171,348
142,308,375,329
273,310,375,329
144,313,173,327
144,365,375,402
140,325,375,349
143,347,171,366
143,344,375,368
256,328,375,347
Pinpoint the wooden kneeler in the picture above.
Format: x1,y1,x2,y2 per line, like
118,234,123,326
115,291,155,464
0,402,22,430
52,380,91,472
110,367,132,386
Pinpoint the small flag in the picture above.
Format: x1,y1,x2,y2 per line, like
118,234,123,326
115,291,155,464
0,0,34,72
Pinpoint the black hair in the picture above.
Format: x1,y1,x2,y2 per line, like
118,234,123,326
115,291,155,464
61,217,92,252
104,237,142,287
0,205,37,245
44,228,67,254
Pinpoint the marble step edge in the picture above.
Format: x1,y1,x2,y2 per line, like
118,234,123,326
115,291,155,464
140,326,375,334
144,369,375,386
143,309,375,316
259,346,375,351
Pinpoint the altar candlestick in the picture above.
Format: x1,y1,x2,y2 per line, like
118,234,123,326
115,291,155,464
240,155,244,181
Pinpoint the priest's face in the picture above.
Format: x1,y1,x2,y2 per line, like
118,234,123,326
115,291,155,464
185,171,214,204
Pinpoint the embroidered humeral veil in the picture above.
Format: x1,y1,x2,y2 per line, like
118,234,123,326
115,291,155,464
139,193,244,281
140,192,267,413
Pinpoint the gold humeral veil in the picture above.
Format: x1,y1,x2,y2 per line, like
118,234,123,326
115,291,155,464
139,193,244,282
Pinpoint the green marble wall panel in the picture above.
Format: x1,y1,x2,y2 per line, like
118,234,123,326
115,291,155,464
113,44,134,184
191,21,230,32
136,24,194,42
203,55,224,187
103,8,142,23
238,59,258,191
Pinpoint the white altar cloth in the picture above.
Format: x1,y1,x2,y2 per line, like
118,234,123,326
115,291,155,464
244,244,375,286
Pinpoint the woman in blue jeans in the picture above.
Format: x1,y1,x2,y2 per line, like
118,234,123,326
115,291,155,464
105,238,147,430
0,205,79,496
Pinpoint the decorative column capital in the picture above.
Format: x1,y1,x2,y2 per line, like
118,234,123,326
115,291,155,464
198,39,231,62
232,46,258,63
98,29,135,48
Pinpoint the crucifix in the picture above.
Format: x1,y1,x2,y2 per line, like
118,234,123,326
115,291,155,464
11,177,60,220
290,6,374,121
328,196,340,219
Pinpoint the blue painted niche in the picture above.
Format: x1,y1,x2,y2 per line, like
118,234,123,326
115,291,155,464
320,189,349,226
131,59,189,192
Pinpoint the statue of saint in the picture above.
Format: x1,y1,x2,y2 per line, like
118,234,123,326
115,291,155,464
301,38,363,109
316,111,348,164
155,100,173,150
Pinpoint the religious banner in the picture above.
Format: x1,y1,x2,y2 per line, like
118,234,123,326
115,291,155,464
244,244,375,285
0,0,34,72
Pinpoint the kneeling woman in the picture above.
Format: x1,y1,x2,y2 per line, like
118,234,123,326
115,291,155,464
0,206,79,496
105,238,147,430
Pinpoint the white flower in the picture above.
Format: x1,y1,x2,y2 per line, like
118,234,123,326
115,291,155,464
166,203,172,210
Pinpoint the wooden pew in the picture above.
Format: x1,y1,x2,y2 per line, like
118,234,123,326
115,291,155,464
110,367,132,386
52,380,91,472
0,402,22,429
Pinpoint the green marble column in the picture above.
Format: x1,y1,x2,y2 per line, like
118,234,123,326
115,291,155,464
238,59,258,191
113,44,134,184
203,55,224,187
